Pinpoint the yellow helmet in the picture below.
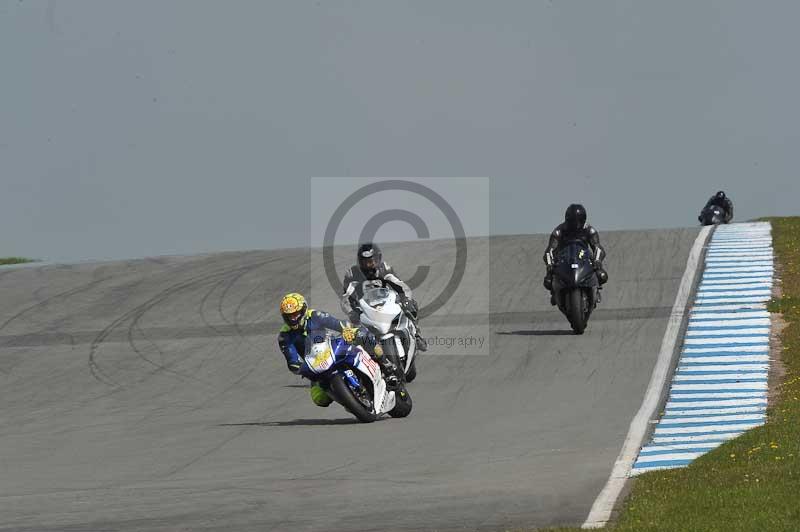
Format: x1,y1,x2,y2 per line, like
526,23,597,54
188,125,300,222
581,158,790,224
280,292,308,330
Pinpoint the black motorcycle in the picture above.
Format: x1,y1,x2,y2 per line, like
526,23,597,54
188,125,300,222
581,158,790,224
699,205,727,226
551,240,600,334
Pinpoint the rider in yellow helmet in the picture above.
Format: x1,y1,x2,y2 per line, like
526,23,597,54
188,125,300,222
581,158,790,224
277,292,398,407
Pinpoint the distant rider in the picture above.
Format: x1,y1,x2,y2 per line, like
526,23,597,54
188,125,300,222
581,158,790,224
699,190,734,223
542,204,608,305
341,243,428,351
277,292,399,407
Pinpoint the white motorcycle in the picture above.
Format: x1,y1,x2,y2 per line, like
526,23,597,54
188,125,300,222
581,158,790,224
357,287,419,383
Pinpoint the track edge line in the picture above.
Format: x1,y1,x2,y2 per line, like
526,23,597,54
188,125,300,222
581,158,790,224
581,225,713,529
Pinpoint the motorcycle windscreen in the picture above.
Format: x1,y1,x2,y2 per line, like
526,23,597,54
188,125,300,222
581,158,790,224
360,288,398,334
362,287,391,306
304,332,336,374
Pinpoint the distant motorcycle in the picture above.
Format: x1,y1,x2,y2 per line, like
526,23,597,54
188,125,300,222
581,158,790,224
550,240,600,334
699,205,727,226
358,287,419,383
303,332,412,423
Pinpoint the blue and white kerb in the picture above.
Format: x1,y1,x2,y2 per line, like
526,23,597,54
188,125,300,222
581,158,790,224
632,222,774,474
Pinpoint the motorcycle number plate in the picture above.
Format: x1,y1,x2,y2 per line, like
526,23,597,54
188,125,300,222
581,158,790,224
571,263,579,269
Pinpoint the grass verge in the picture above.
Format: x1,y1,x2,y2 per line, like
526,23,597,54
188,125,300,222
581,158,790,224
537,217,800,532
0,257,34,266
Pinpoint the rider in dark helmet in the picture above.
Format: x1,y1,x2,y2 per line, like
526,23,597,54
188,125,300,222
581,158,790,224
542,204,608,305
341,243,428,351
699,190,734,223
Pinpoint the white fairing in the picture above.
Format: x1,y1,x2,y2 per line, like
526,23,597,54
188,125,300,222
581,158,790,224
352,348,396,414
359,288,403,334
358,287,417,374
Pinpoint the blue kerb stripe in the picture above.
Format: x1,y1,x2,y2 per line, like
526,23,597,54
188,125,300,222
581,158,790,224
706,263,775,273
698,286,772,291
686,334,769,338
688,325,770,331
648,438,730,446
639,448,716,456
671,388,766,394
706,256,772,260
699,283,772,288
689,316,769,322
676,369,768,376
633,459,693,469
705,250,772,254
700,280,772,284
707,243,772,246
705,265,774,269
698,288,771,294
693,305,770,310
662,411,765,420
696,293,771,299
679,360,767,366
668,395,766,402
681,352,768,358
698,286,771,292
672,378,768,385
664,403,766,411
655,419,763,429
706,260,773,266
696,294,771,300
653,430,746,438
685,344,769,354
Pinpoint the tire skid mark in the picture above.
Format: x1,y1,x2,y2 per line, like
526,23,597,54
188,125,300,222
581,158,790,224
0,276,111,334
88,257,283,387
184,259,290,413
88,260,268,386
1,275,112,377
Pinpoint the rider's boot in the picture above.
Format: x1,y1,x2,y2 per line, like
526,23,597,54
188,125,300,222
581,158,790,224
544,271,555,305
414,328,428,352
310,382,333,407
595,261,608,286
371,344,400,390
378,357,400,390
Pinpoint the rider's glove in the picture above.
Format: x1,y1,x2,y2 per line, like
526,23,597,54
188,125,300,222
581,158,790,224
342,326,359,344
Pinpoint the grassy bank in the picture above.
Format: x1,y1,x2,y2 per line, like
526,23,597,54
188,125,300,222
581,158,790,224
539,217,800,532
0,257,34,266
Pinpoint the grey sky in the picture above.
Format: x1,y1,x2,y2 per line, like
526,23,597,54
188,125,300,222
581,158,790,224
2,1,798,262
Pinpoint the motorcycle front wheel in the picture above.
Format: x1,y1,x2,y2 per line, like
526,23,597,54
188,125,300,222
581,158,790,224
567,288,587,335
328,373,378,423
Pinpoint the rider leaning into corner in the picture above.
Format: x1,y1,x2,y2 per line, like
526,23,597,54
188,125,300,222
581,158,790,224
699,190,734,223
543,204,609,305
340,243,428,351
276,292,399,407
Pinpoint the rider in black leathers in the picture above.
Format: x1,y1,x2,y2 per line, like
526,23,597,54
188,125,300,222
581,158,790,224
341,242,428,351
699,190,734,224
543,204,608,305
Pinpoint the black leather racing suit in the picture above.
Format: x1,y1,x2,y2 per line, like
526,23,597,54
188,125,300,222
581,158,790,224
341,262,427,350
542,223,608,290
701,196,734,223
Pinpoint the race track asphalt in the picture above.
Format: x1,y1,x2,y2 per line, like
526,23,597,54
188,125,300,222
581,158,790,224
0,228,700,531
